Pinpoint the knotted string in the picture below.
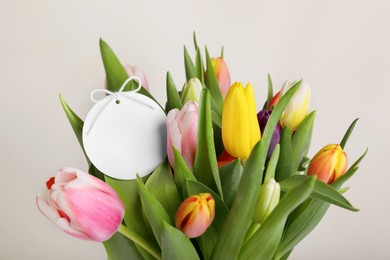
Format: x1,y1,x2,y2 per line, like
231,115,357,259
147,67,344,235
90,76,143,103
86,76,154,135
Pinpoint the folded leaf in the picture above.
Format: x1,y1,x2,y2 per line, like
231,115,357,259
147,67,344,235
193,89,223,197
275,127,292,182
165,71,182,112
146,160,181,220
184,46,196,81
195,48,205,84
340,118,359,149
161,222,200,260
204,47,223,117
290,111,316,174
136,176,174,248
279,175,358,211
173,147,197,198
219,159,243,208
104,232,144,260
267,73,273,103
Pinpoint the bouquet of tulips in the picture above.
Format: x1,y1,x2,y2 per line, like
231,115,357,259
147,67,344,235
36,35,367,260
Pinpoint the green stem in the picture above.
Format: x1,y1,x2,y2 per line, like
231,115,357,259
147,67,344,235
118,224,161,260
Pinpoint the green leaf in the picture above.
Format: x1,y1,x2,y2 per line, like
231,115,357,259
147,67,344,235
165,71,182,112
173,147,197,198
145,160,181,220
195,48,205,84
161,222,200,260
204,47,224,116
290,111,316,174
340,118,359,149
267,73,273,103
211,81,302,260
276,167,360,257
211,110,222,128
184,46,196,81
59,95,84,148
279,175,358,211
219,159,243,208
239,177,315,260
136,176,174,248
275,127,292,182
193,31,199,51
104,232,144,260
193,89,223,197
100,39,135,92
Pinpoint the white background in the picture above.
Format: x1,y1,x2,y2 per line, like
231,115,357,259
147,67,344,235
1,0,389,259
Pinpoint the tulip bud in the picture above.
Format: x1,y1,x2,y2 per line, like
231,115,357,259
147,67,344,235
257,109,282,160
253,179,280,224
123,65,150,91
267,91,280,110
175,193,215,238
167,101,198,170
211,57,231,99
217,149,236,168
36,167,124,242
279,80,310,131
222,82,261,160
181,77,203,104
307,144,348,184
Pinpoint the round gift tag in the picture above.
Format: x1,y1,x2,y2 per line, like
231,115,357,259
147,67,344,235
82,77,167,180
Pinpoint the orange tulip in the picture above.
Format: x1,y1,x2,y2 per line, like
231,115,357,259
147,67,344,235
175,193,215,238
307,144,348,184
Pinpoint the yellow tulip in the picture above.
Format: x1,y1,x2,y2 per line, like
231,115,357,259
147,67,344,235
222,82,261,159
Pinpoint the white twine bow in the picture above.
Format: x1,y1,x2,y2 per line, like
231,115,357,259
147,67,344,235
86,76,154,135
90,76,143,103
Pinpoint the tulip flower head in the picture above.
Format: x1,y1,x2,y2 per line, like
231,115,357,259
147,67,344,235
123,65,150,91
175,193,215,238
222,82,261,160
36,167,124,242
181,77,203,104
267,91,280,110
253,179,280,224
166,101,198,170
211,57,231,99
307,144,348,184
257,109,282,160
279,80,310,131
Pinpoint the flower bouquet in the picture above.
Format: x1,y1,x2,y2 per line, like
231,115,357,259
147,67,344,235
37,35,367,260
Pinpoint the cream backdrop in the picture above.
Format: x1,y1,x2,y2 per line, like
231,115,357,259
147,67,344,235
1,0,389,259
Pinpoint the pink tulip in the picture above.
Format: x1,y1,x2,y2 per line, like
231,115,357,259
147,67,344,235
166,101,198,170
211,57,231,99
175,193,215,238
123,64,150,91
36,167,124,242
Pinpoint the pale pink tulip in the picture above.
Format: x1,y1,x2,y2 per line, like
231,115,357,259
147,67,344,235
36,167,124,242
211,57,231,99
123,65,150,91
166,101,198,170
